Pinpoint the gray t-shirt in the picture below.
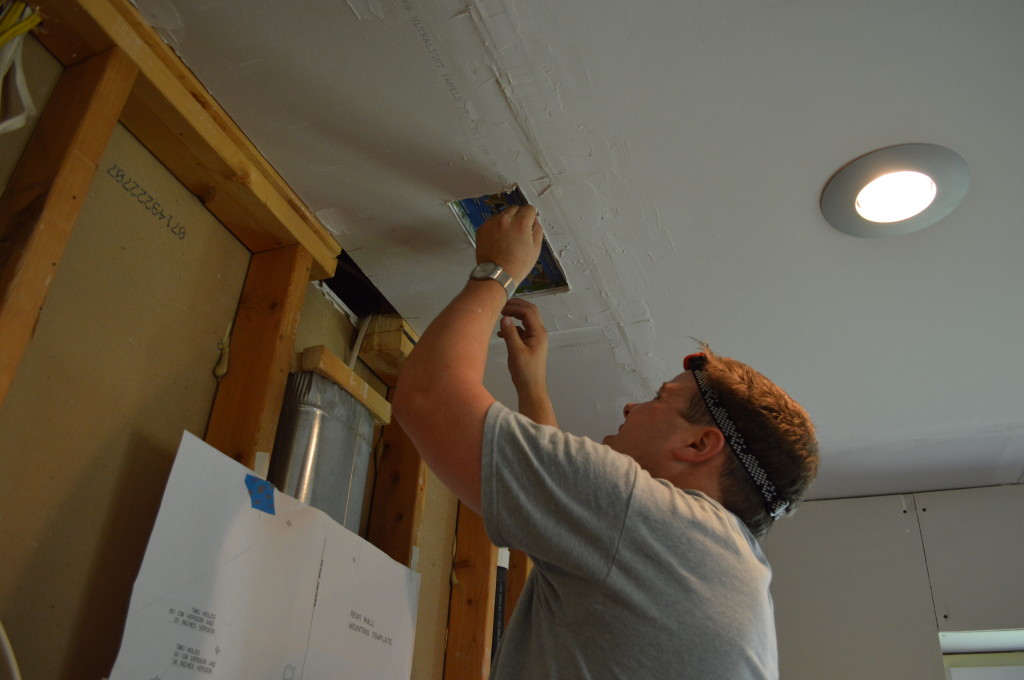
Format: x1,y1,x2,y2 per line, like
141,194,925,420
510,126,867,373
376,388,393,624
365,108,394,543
482,401,778,679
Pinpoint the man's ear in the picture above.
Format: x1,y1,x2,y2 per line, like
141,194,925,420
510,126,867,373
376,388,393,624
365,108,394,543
672,426,726,463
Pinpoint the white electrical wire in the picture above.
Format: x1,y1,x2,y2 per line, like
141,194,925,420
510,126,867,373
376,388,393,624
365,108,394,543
0,619,23,680
0,3,38,137
348,313,375,369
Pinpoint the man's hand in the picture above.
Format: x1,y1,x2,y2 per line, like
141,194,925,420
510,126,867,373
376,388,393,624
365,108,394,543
475,205,544,284
499,298,558,427
392,201,545,514
500,298,548,392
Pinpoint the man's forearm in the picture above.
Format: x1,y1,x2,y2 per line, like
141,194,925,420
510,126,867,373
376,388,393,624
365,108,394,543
517,386,558,428
391,279,508,513
399,280,506,394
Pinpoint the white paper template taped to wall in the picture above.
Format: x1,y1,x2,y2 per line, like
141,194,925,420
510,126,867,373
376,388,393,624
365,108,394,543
109,431,420,679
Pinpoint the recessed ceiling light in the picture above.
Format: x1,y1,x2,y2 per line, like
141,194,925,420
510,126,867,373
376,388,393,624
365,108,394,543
821,144,969,237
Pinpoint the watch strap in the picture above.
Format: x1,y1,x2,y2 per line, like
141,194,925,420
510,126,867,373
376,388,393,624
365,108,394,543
470,262,517,298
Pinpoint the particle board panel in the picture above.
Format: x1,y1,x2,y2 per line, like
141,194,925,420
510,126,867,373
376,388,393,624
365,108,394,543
0,122,250,680
293,283,358,370
761,495,945,680
915,484,1024,632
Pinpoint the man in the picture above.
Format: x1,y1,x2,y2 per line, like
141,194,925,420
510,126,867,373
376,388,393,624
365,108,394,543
392,204,818,678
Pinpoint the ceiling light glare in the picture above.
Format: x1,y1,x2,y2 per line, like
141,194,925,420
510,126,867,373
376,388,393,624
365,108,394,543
855,171,937,223
820,143,969,238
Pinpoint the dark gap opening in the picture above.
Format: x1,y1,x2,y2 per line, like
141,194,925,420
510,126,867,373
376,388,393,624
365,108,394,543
323,251,396,318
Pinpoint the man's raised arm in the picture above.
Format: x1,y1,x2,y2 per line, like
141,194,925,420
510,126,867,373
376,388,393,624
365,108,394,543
499,298,558,428
391,205,543,515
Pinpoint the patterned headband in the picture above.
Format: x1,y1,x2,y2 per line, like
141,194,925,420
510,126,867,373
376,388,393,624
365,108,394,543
683,353,789,520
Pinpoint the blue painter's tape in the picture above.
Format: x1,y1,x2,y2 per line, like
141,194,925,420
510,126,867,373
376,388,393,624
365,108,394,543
244,474,276,515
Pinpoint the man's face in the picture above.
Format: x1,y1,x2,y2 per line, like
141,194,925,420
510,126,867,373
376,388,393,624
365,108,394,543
602,372,704,474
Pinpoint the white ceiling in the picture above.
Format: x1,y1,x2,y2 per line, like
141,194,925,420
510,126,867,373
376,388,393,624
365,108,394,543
135,0,1024,500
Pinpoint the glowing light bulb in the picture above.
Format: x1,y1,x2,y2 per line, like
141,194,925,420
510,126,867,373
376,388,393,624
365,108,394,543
855,171,937,223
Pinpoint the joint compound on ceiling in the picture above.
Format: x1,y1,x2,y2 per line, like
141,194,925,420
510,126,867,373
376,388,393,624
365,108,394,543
399,2,512,188
434,0,678,400
344,0,388,22
140,0,674,406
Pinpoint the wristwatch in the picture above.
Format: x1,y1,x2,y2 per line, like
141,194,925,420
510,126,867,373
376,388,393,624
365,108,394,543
469,261,517,298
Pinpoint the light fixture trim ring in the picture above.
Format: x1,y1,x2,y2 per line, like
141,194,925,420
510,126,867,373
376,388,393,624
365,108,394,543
821,143,969,237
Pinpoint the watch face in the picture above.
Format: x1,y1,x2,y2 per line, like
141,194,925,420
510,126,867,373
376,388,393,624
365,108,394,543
471,262,498,279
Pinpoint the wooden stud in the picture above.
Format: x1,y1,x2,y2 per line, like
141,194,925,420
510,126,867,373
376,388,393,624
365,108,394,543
33,0,340,279
358,314,420,387
366,421,427,565
0,47,137,410
297,345,392,425
359,313,425,563
445,503,498,680
205,244,312,469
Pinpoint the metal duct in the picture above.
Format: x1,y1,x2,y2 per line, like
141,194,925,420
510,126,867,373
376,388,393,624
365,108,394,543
268,371,375,533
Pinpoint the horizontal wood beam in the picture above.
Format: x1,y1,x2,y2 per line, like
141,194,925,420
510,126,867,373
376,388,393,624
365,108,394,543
0,47,137,409
34,0,340,279
298,345,392,425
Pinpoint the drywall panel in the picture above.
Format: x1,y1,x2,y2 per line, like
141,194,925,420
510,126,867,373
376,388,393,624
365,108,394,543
916,484,1024,632
761,495,944,680
0,121,249,679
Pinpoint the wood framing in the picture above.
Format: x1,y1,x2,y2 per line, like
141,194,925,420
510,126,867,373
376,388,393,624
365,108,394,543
3,3,519,677
0,47,137,409
359,314,424,565
445,504,498,680
33,0,340,279
205,244,312,469
297,344,393,425
366,421,427,566
359,314,420,388
6,0,342,470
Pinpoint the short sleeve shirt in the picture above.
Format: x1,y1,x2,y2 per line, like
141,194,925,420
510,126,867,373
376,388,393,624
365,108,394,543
481,401,779,679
